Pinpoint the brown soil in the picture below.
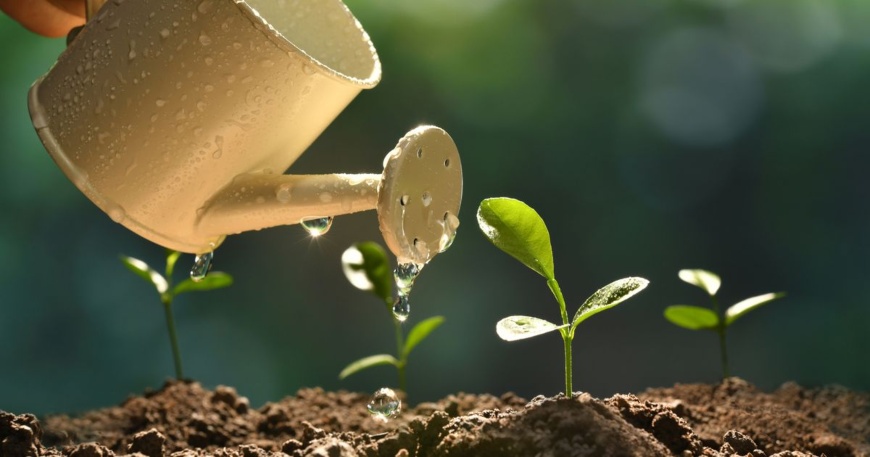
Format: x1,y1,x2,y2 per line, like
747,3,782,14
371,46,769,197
1,378,867,457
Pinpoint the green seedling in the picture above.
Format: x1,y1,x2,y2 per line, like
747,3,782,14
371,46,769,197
477,197,649,396
120,250,233,379
664,269,784,379
339,241,444,395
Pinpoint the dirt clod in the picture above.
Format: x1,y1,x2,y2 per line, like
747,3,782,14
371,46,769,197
1,377,867,457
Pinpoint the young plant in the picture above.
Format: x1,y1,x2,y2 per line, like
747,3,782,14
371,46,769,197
120,250,233,379
339,241,444,394
477,197,649,396
664,269,785,379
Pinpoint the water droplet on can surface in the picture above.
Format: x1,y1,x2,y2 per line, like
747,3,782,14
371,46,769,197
190,251,214,281
300,216,333,237
367,388,400,421
392,295,410,322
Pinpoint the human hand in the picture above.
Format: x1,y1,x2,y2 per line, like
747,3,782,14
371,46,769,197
0,0,85,38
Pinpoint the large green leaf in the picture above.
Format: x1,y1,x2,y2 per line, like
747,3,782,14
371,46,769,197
341,242,392,303
173,272,233,296
403,316,445,358
725,292,785,326
678,269,721,296
477,198,554,279
572,277,649,328
120,255,168,294
338,354,399,379
664,305,720,330
496,316,567,341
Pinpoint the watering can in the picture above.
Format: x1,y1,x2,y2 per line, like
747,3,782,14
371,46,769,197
28,0,462,266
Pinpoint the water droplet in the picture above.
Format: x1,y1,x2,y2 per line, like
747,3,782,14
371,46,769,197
275,185,292,203
197,0,213,14
421,191,432,207
392,295,410,322
302,64,316,75
438,212,460,253
199,32,212,46
160,28,170,39
212,135,224,159
319,192,333,203
107,205,126,223
300,216,333,237
156,99,166,107
367,388,400,422
394,262,421,295
190,251,214,282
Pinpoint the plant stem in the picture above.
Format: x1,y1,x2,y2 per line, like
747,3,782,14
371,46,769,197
393,318,407,393
711,295,729,379
548,278,573,395
162,298,184,379
562,333,573,396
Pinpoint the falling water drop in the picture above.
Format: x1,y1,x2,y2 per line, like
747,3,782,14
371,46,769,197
367,388,400,422
300,216,333,237
392,295,410,322
190,251,214,282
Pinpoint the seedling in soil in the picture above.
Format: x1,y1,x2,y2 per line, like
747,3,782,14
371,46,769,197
339,241,444,395
120,250,233,379
664,269,785,379
477,197,649,396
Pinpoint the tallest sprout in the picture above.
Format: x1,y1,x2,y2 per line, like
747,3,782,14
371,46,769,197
477,197,649,396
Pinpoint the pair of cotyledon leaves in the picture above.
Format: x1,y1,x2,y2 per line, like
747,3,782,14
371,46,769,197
477,197,649,341
120,251,232,301
665,269,784,330
338,242,444,379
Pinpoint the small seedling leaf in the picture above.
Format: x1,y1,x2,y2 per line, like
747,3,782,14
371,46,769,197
339,354,400,379
496,316,567,341
341,242,392,303
120,255,169,294
403,316,445,358
725,292,785,326
664,305,720,330
173,272,234,296
477,198,555,279
678,269,721,296
572,277,649,328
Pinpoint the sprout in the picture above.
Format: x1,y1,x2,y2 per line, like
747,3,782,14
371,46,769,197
477,197,649,396
120,250,232,379
338,242,444,396
664,269,785,378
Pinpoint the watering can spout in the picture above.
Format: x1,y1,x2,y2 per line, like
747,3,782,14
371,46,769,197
196,126,462,265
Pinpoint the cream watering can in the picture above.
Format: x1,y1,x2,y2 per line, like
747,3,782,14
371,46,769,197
28,0,462,266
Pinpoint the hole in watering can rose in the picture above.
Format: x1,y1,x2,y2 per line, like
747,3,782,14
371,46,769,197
416,147,423,159
400,195,409,206
444,158,451,168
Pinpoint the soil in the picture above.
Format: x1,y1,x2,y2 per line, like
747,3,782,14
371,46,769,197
1,378,867,457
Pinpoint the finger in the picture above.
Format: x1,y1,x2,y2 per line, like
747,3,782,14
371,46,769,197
0,0,86,38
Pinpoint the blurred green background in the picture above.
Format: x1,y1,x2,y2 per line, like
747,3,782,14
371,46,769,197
2,0,869,415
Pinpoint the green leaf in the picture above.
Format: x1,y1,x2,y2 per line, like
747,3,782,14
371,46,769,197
496,316,567,341
664,305,720,330
403,316,445,358
341,242,392,303
338,354,399,379
172,272,233,296
725,292,785,326
165,250,182,277
477,198,555,279
120,255,168,294
572,277,649,328
678,269,721,296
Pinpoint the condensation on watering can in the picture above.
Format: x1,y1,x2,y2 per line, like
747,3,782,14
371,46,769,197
438,211,460,253
367,388,401,422
275,184,292,203
300,216,333,237
190,250,214,282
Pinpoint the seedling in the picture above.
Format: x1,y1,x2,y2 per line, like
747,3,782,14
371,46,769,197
339,241,444,395
664,269,784,379
120,250,233,379
477,197,649,396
